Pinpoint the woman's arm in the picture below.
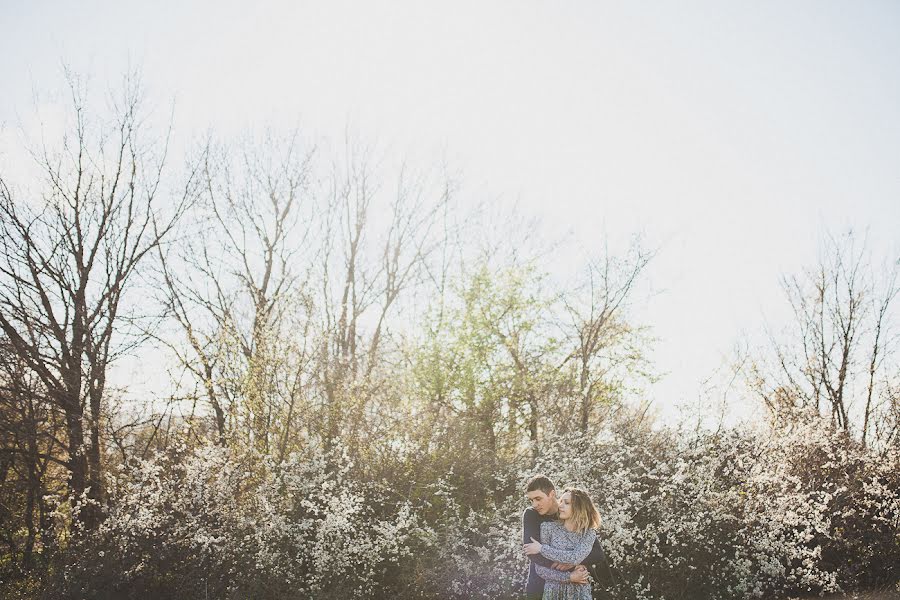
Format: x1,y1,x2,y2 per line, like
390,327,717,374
522,509,554,568
539,529,596,565
534,563,576,583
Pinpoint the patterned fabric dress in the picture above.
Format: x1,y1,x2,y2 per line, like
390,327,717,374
533,520,596,600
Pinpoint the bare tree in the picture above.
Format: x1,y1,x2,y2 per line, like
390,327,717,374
317,144,449,455
0,72,200,528
558,239,654,434
157,133,449,459
750,231,899,446
157,130,315,454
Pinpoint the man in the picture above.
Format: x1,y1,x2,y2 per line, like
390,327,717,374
522,475,611,600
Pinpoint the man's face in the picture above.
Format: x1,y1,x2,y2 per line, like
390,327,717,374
526,489,558,516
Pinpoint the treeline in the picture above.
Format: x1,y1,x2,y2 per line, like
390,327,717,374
0,75,898,599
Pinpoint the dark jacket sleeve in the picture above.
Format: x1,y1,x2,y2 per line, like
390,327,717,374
583,537,606,565
584,538,615,587
522,509,554,568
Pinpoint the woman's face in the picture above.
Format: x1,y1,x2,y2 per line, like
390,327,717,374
558,491,573,520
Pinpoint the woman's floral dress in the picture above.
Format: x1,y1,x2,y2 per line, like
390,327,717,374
533,520,596,600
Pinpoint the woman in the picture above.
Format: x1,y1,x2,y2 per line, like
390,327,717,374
524,487,601,600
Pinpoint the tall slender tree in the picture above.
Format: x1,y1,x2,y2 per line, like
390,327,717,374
0,72,200,528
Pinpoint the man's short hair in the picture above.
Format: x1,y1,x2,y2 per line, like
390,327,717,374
525,474,555,495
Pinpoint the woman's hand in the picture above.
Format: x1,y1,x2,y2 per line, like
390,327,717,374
523,537,542,555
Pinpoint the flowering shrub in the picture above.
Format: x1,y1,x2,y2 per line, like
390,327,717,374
41,415,898,600
45,446,428,600
413,475,525,600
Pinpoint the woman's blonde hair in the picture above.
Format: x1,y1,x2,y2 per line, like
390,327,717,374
562,487,601,533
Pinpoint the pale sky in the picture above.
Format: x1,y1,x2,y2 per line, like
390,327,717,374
2,1,899,424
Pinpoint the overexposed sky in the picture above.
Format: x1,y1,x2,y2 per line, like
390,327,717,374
2,1,899,423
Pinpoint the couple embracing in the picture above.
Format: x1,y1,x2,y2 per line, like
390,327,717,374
521,475,609,600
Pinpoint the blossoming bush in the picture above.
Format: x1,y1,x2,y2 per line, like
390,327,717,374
40,416,898,600
409,474,525,600
755,417,900,594
43,446,428,600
